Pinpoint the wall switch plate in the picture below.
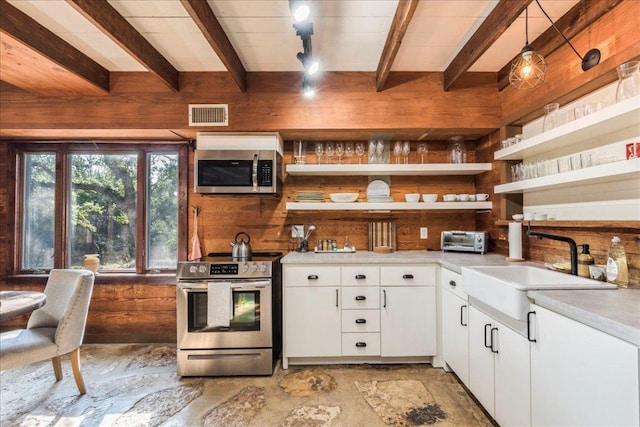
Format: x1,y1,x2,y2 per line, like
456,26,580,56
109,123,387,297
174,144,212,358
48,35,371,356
292,225,304,238
420,227,428,239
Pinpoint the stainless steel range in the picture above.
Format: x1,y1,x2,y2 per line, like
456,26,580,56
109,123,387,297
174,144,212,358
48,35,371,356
176,252,282,376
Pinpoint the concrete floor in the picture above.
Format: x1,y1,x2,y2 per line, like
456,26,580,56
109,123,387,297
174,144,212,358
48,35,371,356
0,344,493,427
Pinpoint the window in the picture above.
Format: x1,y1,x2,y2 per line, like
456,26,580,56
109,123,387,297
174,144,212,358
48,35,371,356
14,143,186,275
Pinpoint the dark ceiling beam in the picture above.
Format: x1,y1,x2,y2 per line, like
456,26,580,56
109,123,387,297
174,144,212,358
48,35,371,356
443,0,532,91
497,0,623,91
180,0,246,92
0,0,109,93
375,0,420,92
65,0,179,92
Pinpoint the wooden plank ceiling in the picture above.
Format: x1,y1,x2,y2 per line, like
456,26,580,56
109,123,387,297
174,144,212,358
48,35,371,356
0,0,604,97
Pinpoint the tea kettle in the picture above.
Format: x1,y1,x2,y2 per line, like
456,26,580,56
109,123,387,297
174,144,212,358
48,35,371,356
230,232,252,261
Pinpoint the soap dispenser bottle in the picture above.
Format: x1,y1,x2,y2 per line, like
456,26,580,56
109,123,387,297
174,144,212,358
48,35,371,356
606,236,629,288
577,244,594,278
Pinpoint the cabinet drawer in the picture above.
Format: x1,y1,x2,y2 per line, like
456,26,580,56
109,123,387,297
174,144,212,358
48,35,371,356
342,310,380,333
341,333,381,356
381,265,436,286
342,287,380,309
284,265,341,286
341,266,380,286
441,268,467,300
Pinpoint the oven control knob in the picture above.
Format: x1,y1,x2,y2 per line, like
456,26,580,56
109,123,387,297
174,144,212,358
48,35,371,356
251,263,259,272
242,263,250,272
260,263,268,272
189,265,197,274
198,265,207,273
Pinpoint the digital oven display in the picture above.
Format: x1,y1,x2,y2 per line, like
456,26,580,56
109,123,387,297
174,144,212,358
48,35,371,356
210,264,239,275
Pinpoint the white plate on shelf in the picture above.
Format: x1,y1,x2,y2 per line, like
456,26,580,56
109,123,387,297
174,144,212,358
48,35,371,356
330,193,359,203
366,180,390,197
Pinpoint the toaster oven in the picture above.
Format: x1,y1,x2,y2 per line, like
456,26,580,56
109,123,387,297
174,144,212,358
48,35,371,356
441,231,488,254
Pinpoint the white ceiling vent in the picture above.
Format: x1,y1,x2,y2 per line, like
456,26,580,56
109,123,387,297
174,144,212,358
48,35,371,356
189,104,228,126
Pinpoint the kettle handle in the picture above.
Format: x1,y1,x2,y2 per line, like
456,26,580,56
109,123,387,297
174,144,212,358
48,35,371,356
235,231,251,243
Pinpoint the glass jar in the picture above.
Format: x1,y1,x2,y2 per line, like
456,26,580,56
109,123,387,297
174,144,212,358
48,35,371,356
542,102,559,132
616,61,640,102
83,254,100,274
448,136,466,164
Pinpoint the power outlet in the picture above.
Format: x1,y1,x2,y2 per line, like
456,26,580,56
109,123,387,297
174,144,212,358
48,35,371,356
420,227,428,239
292,225,304,238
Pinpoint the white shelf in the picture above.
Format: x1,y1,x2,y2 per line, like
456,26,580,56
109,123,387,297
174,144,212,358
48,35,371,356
494,158,640,194
286,163,492,176
494,96,640,161
286,201,492,211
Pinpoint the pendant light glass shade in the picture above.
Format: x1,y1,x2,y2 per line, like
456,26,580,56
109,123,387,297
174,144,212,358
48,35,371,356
509,45,547,90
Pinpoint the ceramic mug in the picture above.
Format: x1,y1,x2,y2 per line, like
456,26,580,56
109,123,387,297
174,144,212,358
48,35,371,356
457,194,470,202
475,193,489,201
443,194,456,202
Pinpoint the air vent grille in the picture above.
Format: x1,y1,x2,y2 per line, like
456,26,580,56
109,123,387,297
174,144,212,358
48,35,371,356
189,104,228,126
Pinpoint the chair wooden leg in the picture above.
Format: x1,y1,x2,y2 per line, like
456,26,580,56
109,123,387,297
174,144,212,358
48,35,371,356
52,356,63,381
69,348,86,394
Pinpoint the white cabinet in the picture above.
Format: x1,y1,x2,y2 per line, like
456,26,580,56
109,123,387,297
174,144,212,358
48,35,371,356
440,268,469,386
380,265,437,357
468,305,531,427
530,304,640,427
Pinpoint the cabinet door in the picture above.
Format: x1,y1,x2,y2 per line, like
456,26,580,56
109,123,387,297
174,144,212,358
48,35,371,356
493,320,531,427
380,286,436,357
441,287,469,386
468,305,495,417
531,304,639,427
284,287,341,358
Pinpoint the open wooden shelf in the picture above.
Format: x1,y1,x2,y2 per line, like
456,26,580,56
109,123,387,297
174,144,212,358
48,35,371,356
286,163,492,176
494,96,640,161
286,201,492,211
495,220,640,230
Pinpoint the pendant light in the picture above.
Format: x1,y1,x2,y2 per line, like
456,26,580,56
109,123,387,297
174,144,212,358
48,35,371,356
509,7,547,90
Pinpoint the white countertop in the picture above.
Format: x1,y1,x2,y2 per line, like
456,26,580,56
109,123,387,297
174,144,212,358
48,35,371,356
281,250,639,346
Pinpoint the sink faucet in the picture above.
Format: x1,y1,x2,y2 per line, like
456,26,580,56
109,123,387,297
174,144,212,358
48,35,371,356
526,231,578,275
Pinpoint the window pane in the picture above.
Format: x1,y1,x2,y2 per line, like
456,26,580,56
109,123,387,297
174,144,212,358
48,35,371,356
69,154,137,271
22,153,56,271
147,153,178,269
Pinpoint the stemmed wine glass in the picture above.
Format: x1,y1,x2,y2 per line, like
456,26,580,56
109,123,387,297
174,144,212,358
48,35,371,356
335,142,344,164
393,141,402,164
376,140,384,163
325,142,334,164
345,143,354,164
402,141,410,164
417,143,427,164
315,142,324,164
355,143,365,164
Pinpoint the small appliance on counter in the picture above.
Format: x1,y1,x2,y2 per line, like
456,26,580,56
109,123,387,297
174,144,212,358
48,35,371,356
441,231,488,254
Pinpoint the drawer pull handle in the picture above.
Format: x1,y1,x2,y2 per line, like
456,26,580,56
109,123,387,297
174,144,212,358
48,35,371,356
355,318,366,324
527,311,537,343
355,342,367,348
403,274,414,279
307,275,318,280
460,304,467,326
449,280,456,287
355,274,366,280
355,295,366,301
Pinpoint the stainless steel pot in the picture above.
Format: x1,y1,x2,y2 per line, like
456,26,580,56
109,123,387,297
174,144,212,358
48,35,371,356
230,232,252,261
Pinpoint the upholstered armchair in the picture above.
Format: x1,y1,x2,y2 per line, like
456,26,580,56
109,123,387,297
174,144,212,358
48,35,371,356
0,269,95,394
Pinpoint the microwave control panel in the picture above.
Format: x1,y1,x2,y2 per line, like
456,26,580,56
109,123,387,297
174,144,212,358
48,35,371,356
258,160,273,186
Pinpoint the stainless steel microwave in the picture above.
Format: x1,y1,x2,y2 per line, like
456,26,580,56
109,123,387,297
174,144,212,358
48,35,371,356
194,133,283,195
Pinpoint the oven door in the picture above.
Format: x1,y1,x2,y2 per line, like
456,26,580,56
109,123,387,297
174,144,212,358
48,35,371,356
176,280,272,350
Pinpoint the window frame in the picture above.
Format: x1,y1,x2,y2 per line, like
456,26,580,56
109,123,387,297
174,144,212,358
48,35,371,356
8,142,188,277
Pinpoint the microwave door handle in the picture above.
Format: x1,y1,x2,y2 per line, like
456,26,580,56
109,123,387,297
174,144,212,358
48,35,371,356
252,154,258,192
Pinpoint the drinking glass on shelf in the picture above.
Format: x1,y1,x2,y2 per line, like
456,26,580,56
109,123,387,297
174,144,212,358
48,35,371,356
542,103,559,132
335,142,344,164
355,143,365,164
345,143,354,164
325,142,334,164
417,143,427,164
393,141,402,164
368,140,376,163
315,142,324,164
402,141,410,164
376,140,384,163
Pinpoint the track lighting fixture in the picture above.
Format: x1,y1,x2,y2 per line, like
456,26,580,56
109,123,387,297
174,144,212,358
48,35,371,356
302,75,316,97
295,26,319,76
510,0,601,91
289,0,310,23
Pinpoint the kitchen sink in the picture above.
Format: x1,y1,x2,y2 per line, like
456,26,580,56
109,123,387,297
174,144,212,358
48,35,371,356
461,265,616,320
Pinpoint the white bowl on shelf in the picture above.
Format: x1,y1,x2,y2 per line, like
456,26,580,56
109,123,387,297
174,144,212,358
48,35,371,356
422,194,438,202
512,214,524,221
405,193,420,202
329,193,359,203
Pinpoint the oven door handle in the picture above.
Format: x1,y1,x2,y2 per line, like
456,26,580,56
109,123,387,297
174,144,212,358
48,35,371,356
252,154,259,192
236,280,271,289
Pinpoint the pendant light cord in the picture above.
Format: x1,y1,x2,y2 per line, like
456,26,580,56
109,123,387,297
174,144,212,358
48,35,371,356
525,7,529,45
535,0,583,60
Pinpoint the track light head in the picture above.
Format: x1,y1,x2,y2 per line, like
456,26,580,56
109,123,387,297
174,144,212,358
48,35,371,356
289,0,310,23
297,52,319,75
